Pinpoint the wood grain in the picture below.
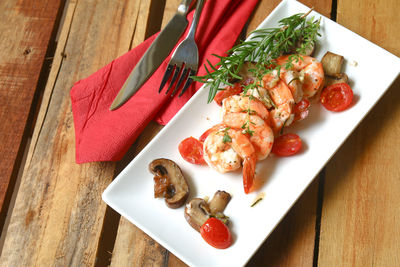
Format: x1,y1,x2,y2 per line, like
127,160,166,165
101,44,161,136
0,0,63,223
248,0,332,33
109,1,180,265
318,0,400,265
0,0,139,265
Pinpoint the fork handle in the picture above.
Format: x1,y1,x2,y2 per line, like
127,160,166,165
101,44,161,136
187,0,205,40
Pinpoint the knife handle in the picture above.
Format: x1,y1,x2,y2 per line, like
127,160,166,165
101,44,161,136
178,0,195,15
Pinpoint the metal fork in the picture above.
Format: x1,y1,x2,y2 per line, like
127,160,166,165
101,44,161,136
158,0,205,97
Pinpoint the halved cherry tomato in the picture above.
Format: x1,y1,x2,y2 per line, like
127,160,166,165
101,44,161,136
214,83,242,106
320,83,353,112
272,133,302,156
199,128,214,143
293,99,310,121
178,137,206,165
200,217,232,249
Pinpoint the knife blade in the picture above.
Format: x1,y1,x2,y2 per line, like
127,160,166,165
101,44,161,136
110,0,194,110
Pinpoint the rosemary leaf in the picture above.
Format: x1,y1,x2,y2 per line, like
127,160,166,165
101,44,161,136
194,10,320,103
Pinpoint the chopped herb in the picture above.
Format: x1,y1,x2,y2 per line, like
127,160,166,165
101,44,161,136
222,127,232,143
287,77,300,85
211,213,230,224
280,118,288,135
251,197,264,207
241,120,255,136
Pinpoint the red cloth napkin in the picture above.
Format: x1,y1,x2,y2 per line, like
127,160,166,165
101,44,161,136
70,0,259,163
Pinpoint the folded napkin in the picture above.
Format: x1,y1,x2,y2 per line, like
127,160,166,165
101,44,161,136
70,0,259,163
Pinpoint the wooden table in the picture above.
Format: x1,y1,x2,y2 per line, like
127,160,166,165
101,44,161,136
0,0,399,266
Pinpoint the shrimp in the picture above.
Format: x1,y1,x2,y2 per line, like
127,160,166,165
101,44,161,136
280,70,303,103
277,55,324,98
221,95,270,122
222,113,274,161
203,126,257,193
270,102,294,134
262,70,295,133
262,69,294,106
244,86,274,108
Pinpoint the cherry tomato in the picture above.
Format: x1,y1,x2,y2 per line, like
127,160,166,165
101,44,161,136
178,137,206,165
320,83,353,112
200,217,232,249
272,133,302,156
214,83,242,106
293,99,310,121
199,128,214,143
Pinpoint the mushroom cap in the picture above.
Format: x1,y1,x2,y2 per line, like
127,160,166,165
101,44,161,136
149,158,190,209
184,198,211,232
184,191,232,232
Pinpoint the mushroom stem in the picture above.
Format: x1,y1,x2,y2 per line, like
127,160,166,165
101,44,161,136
208,190,232,214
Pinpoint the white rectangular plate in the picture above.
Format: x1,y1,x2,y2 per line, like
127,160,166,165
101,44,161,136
102,0,400,266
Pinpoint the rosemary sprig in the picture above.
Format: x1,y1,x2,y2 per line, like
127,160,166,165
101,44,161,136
192,9,321,103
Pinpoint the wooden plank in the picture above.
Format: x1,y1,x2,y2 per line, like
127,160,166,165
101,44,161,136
248,0,332,33
0,0,64,224
131,0,161,48
110,122,166,267
318,0,400,266
109,1,178,265
0,0,140,265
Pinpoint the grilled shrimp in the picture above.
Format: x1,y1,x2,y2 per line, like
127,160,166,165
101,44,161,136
270,102,294,134
277,55,324,98
203,126,257,193
222,113,274,161
280,70,303,103
262,70,295,133
221,94,270,122
244,86,274,108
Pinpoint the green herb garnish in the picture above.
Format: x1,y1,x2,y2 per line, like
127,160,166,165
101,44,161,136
251,197,263,207
192,9,320,103
222,127,232,143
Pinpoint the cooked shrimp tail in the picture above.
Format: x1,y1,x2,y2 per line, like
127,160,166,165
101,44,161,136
243,155,256,194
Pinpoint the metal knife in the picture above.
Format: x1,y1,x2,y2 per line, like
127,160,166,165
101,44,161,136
110,0,195,110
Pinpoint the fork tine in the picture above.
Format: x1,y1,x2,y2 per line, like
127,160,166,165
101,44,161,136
165,65,181,94
171,68,189,97
158,64,174,93
178,69,196,97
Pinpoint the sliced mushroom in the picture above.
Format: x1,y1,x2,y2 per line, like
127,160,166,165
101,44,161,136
184,191,231,232
324,73,349,87
301,41,315,56
184,198,211,232
321,51,344,76
238,62,257,81
149,158,189,209
286,38,315,56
